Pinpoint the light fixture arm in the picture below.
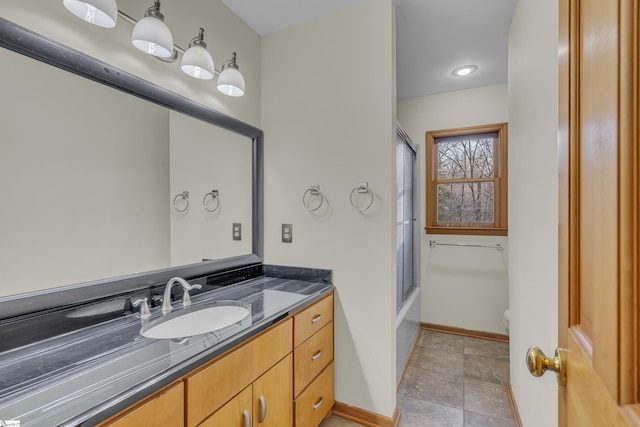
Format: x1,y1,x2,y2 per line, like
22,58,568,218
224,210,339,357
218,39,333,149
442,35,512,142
144,0,164,20
188,28,207,49
221,52,240,72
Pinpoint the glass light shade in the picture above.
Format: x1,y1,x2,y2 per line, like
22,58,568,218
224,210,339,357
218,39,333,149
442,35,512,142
131,15,173,58
63,0,118,28
181,45,215,80
217,66,245,97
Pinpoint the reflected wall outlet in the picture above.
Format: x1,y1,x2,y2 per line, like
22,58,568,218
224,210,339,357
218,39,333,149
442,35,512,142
282,224,292,243
233,223,242,241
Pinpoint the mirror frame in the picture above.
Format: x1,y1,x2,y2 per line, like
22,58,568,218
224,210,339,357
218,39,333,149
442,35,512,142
0,17,264,319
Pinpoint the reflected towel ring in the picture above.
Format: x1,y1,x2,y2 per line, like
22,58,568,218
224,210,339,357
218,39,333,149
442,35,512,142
203,190,220,212
173,191,189,212
302,185,324,211
349,182,374,212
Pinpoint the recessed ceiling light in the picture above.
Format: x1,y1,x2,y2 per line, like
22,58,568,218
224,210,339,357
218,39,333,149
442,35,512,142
451,65,478,77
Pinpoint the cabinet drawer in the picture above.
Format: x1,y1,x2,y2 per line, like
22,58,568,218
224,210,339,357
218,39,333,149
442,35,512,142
294,362,334,427
293,294,333,348
293,322,333,397
186,318,292,427
198,385,252,427
99,382,184,427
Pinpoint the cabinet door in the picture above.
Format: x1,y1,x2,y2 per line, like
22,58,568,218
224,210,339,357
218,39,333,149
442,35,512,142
199,386,253,427
99,382,184,427
253,354,293,427
186,319,292,427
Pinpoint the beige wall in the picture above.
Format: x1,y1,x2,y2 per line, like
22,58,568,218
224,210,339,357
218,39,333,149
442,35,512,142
398,84,509,334
261,0,397,417
508,0,559,425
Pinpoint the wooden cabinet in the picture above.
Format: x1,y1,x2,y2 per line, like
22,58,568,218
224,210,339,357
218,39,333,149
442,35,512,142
95,292,334,427
97,381,184,427
199,354,293,427
186,319,292,427
198,386,252,427
292,294,334,426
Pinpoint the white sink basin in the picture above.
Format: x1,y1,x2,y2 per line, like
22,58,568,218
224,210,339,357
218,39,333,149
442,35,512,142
141,301,251,339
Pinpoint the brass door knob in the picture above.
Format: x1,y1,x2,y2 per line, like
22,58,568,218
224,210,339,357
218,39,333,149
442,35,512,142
526,346,567,386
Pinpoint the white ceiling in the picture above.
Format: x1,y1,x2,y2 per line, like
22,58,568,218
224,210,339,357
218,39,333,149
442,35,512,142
221,0,516,100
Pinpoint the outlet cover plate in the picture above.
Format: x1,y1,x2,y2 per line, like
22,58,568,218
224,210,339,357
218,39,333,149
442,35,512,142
282,224,292,243
233,223,242,241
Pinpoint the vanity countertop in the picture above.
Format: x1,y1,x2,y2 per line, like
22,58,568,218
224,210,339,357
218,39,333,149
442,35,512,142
0,274,333,426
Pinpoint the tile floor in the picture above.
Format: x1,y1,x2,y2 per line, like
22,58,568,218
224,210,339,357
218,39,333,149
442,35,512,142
319,329,515,427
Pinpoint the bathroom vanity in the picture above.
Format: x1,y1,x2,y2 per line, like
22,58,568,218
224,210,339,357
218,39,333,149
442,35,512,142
0,14,335,427
0,260,334,427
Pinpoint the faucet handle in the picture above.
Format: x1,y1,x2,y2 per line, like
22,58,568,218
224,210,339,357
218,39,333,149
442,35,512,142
182,284,202,308
185,282,202,291
132,298,150,319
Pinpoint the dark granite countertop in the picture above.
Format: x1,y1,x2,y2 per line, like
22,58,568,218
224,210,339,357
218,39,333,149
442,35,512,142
0,271,333,427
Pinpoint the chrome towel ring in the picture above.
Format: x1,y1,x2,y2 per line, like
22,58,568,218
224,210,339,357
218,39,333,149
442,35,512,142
302,185,324,211
173,191,189,212
349,182,374,212
203,190,220,212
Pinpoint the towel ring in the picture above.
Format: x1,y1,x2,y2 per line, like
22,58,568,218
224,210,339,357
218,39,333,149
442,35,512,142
349,182,374,212
173,191,189,212
302,185,324,211
203,190,220,212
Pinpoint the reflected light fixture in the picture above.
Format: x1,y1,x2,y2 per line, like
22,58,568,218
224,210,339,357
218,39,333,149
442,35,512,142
181,28,215,80
131,0,174,58
63,0,118,28
451,65,478,77
217,52,245,97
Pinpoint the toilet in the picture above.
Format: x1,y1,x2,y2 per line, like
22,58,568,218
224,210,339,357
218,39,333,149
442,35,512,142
503,309,510,335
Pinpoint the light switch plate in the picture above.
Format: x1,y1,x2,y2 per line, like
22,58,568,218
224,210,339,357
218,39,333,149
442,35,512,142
233,223,242,241
282,224,292,243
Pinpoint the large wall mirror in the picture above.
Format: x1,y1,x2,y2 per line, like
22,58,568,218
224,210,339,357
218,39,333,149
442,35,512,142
0,17,263,302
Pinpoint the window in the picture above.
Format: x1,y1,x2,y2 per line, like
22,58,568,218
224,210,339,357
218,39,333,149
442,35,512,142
426,123,507,236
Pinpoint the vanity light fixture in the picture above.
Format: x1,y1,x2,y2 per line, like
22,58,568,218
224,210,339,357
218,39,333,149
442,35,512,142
63,0,118,28
181,28,215,80
131,0,174,58
62,0,246,96
451,65,478,77
217,52,245,97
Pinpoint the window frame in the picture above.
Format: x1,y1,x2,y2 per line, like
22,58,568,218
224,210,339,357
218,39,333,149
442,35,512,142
425,123,508,236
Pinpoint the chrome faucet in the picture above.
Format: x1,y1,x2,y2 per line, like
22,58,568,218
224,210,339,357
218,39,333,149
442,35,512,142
161,277,202,315
132,297,151,319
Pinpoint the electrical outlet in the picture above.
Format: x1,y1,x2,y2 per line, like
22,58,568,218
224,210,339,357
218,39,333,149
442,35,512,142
282,224,293,243
233,223,242,241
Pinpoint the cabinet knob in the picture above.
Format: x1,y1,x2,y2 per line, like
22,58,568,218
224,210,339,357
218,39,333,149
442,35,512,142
313,397,324,411
311,350,322,361
242,409,251,427
311,314,322,324
258,395,267,423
